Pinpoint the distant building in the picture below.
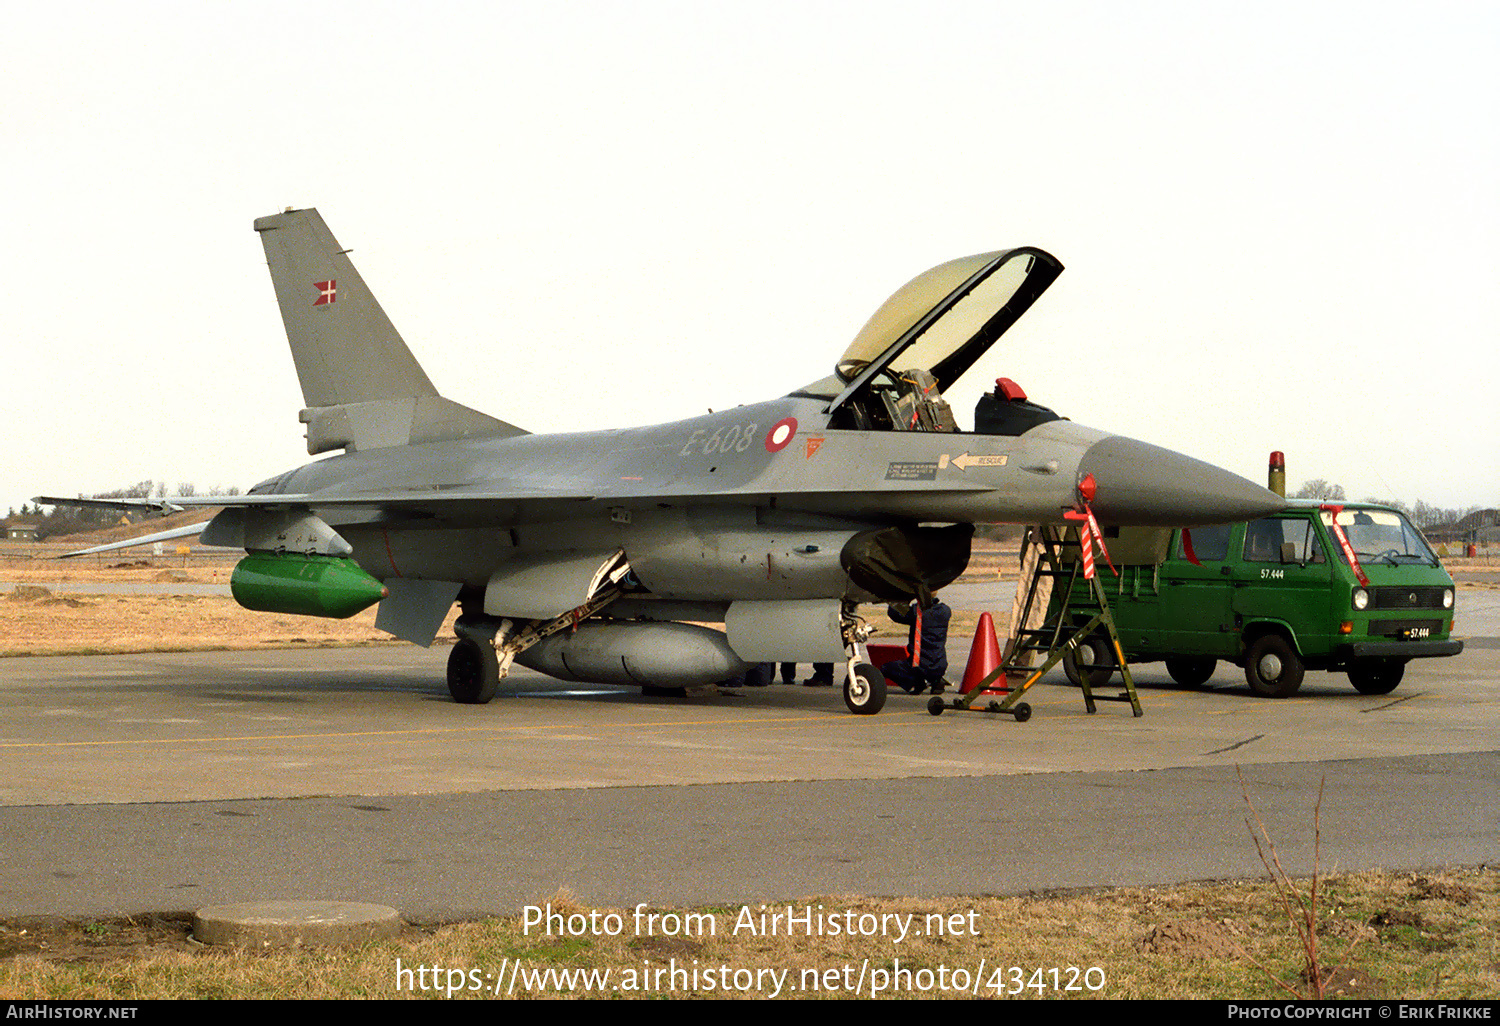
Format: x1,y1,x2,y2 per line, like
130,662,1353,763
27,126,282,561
1458,508,1500,546
1427,509,1499,547
5,524,39,541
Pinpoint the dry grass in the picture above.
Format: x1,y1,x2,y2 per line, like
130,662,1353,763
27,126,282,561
1,869,1495,999
0,591,446,657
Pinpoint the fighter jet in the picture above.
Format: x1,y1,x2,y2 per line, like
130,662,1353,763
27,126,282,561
41,208,1283,715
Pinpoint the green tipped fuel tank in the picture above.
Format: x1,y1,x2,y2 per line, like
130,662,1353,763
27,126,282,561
231,553,388,619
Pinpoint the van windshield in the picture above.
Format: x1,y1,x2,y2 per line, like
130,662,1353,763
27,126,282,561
1320,508,1438,566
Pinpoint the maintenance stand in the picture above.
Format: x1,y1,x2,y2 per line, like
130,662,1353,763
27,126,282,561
929,523,1142,721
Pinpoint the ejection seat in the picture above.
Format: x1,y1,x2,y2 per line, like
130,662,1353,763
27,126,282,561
973,377,1062,436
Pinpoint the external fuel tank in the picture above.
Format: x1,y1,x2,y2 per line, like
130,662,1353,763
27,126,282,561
513,620,746,687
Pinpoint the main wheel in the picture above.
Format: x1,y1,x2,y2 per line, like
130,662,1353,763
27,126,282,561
1244,635,1304,697
1165,656,1217,687
447,636,499,704
1063,632,1116,687
843,663,887,715
1348,658,1405,695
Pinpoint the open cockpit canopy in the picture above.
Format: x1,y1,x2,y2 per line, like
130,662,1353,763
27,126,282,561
794,247,1063,432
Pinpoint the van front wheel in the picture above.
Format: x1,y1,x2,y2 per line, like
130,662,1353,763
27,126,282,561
1244,635,1304,697
1348,658,1405,695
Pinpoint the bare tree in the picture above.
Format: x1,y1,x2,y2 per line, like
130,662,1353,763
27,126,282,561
1293,479,1345,501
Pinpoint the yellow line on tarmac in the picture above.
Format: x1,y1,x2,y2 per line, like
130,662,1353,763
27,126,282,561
0,713,865,750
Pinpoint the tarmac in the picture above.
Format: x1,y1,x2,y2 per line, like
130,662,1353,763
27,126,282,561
0,588,1495,920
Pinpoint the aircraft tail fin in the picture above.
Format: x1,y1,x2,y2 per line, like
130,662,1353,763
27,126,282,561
255,207,526,454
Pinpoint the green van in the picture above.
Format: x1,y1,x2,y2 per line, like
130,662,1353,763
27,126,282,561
1058,502,1463,697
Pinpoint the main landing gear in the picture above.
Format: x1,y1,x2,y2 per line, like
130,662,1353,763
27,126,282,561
447,634,499,704
447,618,507,704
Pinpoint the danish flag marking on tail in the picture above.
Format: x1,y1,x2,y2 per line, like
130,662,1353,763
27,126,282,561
313,280,338,306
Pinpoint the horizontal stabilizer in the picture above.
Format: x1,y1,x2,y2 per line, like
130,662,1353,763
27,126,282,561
58,522,215,558
299,395,523,455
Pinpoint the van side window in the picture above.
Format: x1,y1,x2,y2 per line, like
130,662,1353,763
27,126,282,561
1298,521,1326,563
1243,517,1325,563
1180,524,1231,561
1244,519,1282,562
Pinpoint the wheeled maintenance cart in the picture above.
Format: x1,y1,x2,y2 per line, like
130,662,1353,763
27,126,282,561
929,523,1142,721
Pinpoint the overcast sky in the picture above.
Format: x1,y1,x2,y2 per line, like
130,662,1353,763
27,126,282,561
4,0,1496,519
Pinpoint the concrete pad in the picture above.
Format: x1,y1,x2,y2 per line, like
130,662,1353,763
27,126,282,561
0,622,1491,919
192,900,400,948
0,642,1494,806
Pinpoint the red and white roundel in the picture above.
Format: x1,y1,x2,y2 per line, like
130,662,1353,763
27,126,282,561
764,417,798,453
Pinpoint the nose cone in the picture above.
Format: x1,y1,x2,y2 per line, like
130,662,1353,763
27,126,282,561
1079,436,1285,526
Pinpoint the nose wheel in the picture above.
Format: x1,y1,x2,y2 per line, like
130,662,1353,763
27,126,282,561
843,663,887,715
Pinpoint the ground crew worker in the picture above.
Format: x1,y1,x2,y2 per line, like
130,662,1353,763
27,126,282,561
884,597,952,694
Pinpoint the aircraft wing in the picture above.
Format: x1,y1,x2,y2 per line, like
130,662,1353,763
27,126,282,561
40,476,997,542
59,475,991,512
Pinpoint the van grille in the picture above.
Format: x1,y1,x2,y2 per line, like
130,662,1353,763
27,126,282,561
1368,586,1448,610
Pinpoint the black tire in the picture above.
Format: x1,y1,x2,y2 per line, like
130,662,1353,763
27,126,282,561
844,663,886,715
1348,659,1405,695
1012,702,1032,723
926,696,945,716
1244,634,1304,697
1063,632,1116,687
642,685,688,698
1165,656,1217,687
447,636,499,704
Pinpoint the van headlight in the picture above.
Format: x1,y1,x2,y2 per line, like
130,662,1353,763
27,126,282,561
1353,588,1369,610
1444,588,1454,609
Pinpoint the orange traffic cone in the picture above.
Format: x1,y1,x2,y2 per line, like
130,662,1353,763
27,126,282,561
961,612,1006,694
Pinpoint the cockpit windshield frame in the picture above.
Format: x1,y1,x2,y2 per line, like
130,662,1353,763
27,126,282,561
824,246,1063,416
